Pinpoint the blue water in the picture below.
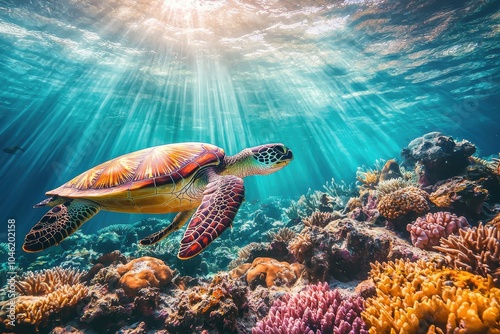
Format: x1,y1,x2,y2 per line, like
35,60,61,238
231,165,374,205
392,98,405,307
0,0,499,236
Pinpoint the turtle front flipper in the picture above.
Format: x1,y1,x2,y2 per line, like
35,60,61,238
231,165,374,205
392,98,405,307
23,199,100,252
139,209,196,246
178,175,245,260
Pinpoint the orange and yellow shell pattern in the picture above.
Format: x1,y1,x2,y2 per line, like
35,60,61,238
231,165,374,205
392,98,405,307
46,143,225,213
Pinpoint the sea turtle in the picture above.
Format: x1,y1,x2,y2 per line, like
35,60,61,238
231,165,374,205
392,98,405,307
23,142,293,259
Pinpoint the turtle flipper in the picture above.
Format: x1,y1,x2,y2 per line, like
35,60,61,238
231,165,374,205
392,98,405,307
178,175,245,260
23,199,100,252
139,209,196,246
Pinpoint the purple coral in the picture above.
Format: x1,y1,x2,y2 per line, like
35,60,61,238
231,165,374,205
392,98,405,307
407,212,469,249
252,282,368,334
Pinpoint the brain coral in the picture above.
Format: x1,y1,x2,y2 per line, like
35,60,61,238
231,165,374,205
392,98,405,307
252,282,368,334
117,256,173,296
434,223,500,285
406,212,469,249
363,259,500,333
230,257,304,288
377,186,429,220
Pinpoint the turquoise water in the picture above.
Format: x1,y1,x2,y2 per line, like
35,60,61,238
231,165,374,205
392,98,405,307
1,0,499,236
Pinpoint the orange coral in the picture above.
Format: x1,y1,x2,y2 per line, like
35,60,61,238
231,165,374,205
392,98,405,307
117,256,173,296
231,257,304,288
487,213,500,229
377,186,429,219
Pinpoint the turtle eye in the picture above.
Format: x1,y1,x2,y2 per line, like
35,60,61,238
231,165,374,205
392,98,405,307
274,146,286,154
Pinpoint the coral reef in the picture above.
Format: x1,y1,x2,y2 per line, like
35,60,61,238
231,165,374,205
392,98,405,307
434,223,500,285
406,212,469,249
363,259,500,333
117,257,174,296
377,185,429,220
231,257,305,288
401,132,476,185
291,218,430,281
252,282,368,334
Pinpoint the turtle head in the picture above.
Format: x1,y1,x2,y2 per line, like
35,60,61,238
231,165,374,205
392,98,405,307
249,143,293,174
223,143,293,177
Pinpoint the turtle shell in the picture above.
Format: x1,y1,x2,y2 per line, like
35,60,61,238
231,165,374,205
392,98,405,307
48,143,225,198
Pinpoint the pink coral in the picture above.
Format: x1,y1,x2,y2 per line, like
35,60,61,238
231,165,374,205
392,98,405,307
252,282,367,334
407,212,469,249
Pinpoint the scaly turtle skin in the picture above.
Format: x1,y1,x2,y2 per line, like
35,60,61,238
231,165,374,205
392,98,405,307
23,142,293,259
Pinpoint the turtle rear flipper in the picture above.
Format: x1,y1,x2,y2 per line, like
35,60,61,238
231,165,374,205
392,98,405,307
178,175,245,260
139,209,196,246
23,199,100,252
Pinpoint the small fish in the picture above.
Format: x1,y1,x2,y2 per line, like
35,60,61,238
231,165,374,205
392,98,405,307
3,146,25,154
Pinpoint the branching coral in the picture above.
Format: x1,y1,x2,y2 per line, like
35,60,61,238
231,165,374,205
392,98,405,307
363,259,500,333
117,256,173,296
15,266,85,296
252,282,368,334
0,267,88,330
356,167,380,190
377,185,429,220
434,223,500,285
267,227,296,244
407,212,469,249
230,257,304,288
303,211,341,228
288,231,313,262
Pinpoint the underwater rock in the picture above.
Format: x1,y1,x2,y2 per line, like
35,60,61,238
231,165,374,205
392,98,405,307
406,212,469,249
346,190,380,224
80,286,132,331
293,218,431,281
164,273,248,333
401,132,476,185
379,159,403,182
117,257,174,297
429,176,489,216
252,282,368,334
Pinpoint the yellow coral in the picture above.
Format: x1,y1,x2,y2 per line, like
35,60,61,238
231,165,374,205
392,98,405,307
377,186,429,219
356,169,380,190
230,257,304,288
362,259,500,334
